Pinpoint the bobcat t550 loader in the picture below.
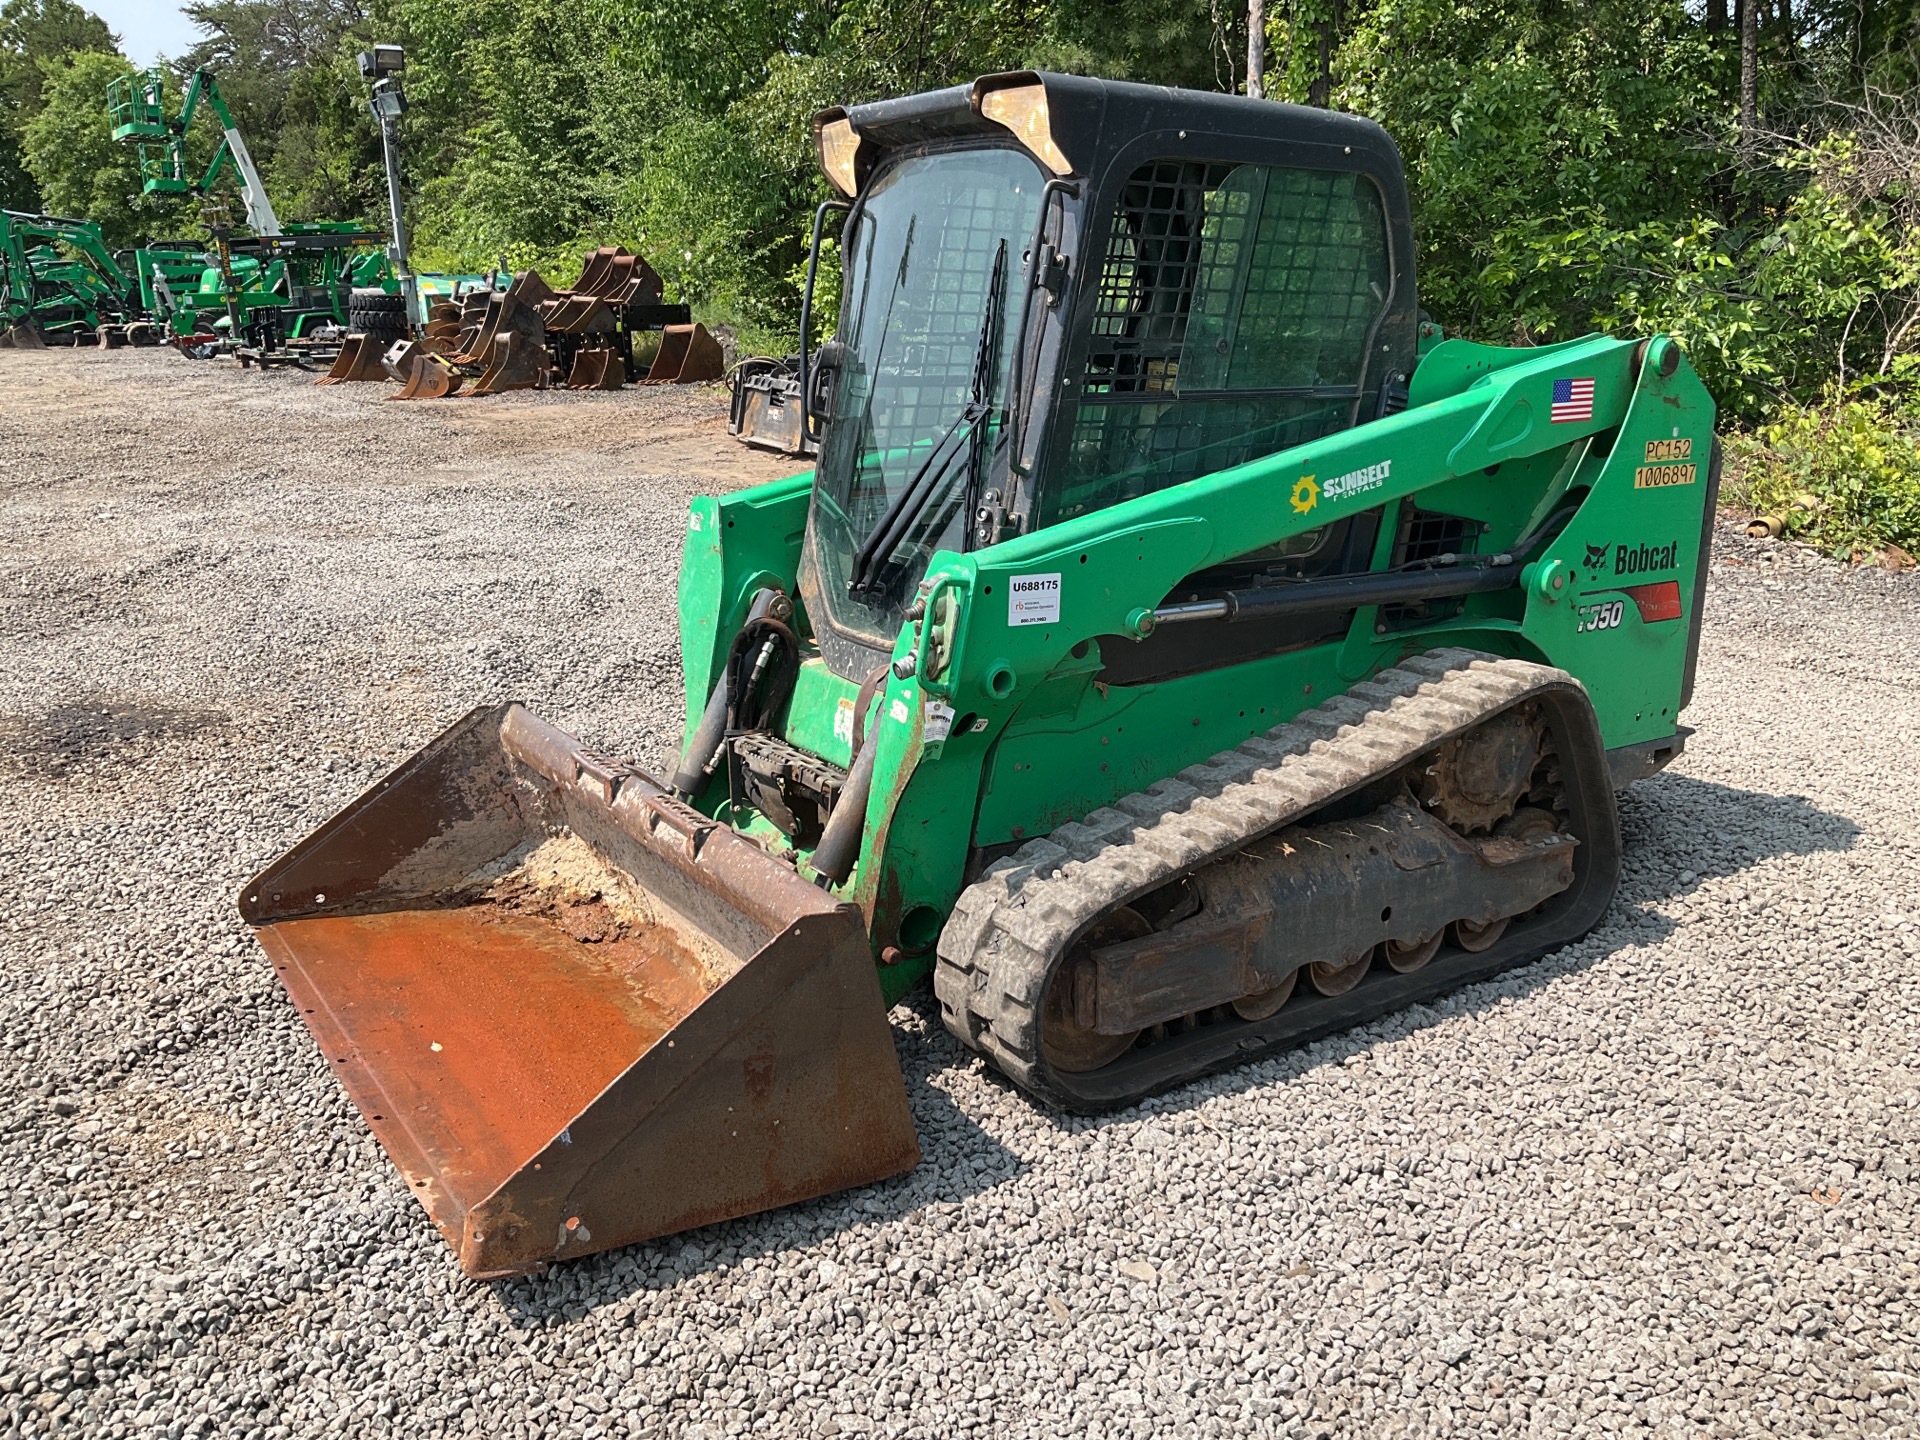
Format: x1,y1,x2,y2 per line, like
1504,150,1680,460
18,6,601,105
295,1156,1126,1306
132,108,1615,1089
241,73,1718,1277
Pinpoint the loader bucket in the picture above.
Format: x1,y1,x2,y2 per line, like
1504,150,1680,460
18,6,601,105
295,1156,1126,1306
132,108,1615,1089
316,334,386,385
239,704,920,1278
470,331,549,395
642,323,724,385
0,323,45,349
567,347,623,390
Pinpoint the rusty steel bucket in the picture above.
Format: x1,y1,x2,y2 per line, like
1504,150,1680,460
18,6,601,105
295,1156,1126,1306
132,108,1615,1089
567,347,623,390
316,334,386,384
239,704,919,1278
643,323,724,385
389,353,463,400
470,330,549,395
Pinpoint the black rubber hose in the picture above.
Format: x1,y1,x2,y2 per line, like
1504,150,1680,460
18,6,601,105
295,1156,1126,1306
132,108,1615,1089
670,587,795,798
726,616,800,733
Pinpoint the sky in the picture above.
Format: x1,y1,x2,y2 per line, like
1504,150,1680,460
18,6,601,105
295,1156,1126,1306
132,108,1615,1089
87,1,202,68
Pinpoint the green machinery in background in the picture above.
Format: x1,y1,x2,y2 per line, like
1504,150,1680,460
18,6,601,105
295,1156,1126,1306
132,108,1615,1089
107,66,392,342
108,66,278,234
0,209,139,345
240,74,1719,1279
129,227,391,342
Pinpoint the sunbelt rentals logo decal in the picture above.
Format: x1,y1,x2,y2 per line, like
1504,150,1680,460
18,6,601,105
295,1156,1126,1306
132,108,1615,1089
1291,459,1388,515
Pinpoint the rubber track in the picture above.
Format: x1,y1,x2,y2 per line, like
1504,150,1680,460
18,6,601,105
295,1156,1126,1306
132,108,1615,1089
935,648,1593,1110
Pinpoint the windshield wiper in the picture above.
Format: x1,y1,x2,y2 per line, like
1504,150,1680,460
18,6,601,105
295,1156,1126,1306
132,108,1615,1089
847,238,1008,597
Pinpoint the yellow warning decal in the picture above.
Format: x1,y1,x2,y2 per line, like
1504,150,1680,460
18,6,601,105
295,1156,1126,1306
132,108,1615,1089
1634,463,1697,489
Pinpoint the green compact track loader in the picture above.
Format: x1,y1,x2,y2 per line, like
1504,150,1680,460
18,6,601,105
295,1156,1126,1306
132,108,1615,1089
242,73,1718,1277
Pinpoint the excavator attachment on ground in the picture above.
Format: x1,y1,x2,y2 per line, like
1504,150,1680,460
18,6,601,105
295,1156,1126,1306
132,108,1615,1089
389,351,462,399
245,72,1719,1278
567,347,624,389
317,334,385,384
470,330,549,394
643,323,723,384
240,704,918,1277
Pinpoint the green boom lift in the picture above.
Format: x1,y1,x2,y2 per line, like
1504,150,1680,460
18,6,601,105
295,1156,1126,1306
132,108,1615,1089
108,66,280,234
107,67,390,340
240,74,1719,1279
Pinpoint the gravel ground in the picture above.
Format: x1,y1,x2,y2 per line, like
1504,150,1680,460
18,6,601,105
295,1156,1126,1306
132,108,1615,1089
1,346,1916,1440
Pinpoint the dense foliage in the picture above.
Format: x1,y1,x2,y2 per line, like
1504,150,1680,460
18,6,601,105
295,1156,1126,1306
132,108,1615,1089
1,0,1916,549
0,0,117,211
1728,395,1920,558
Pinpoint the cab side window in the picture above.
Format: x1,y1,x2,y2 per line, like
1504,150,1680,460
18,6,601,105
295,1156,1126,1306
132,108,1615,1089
1041,161,1392,526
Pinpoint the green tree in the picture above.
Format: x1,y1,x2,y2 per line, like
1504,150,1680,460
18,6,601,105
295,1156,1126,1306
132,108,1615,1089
1336,0,1727,338
0,0,120,210
0,0,116,120
177,0,375,220
1040,0,1247,91
0,118,28,207
21,49,146,244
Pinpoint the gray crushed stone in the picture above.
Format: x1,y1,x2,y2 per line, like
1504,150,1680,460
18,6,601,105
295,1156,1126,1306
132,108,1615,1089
0,347,1916,1439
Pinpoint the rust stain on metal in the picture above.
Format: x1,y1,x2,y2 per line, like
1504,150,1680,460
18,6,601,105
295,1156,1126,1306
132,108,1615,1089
265,904,709,1219
244,702,920,1279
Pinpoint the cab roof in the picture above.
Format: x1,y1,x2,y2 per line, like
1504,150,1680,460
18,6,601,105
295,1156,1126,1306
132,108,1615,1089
814,71,1403,196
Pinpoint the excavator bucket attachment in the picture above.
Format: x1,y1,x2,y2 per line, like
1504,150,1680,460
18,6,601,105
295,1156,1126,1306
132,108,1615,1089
389,353,462,400
567,347,623,390
573,246,622,296
424,302,463,340
470,331,549,395
239,705,919,1278
544,294,616,336
454,275,548,365
316,334,386,385
643,323,724,385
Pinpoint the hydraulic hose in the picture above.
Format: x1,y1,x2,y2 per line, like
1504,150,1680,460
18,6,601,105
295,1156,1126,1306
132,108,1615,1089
668,587,795,798
669,669,730,797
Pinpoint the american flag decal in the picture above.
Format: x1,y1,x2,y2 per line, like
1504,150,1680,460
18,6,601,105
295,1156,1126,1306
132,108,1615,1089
1551,376,1595,423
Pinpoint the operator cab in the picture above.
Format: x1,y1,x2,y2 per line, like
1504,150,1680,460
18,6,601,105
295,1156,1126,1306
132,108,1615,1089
800,71,1420,683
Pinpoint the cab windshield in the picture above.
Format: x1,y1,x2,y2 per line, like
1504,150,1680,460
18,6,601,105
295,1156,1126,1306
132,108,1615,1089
809,146,1045,652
